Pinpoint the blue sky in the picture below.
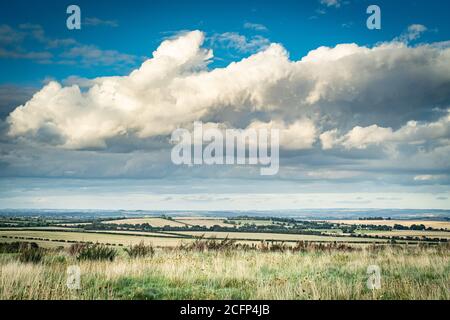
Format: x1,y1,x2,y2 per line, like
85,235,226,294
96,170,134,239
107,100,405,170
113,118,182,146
2,0,450,84
1,0,449,210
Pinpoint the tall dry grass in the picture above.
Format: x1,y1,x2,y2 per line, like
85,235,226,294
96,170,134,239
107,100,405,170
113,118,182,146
0,244,448,300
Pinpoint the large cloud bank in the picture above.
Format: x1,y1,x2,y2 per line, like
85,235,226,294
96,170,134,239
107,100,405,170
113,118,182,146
2,30,450,188
7,30,450,151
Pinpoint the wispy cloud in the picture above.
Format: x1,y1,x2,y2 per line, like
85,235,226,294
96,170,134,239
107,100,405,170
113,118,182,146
394,24,428,43
60,45,139,67
18,23,77,48
243,22,268,32
210,32,270,53
0,48,52,61
84,17,119,28
310,1,344,19
319,0,343,8
0,24,24,45
0,24,138,68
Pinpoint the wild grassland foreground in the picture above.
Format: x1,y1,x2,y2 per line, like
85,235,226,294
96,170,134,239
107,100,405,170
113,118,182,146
0,241,449,300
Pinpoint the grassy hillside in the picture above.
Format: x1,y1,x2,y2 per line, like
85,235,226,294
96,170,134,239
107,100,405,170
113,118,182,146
1,243,448,300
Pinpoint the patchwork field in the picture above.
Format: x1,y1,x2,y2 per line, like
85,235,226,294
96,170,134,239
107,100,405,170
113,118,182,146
4,216,450,249
1,214,449,300
0,229,383,247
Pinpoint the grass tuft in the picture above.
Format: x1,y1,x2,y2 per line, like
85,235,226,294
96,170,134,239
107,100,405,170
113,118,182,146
125,241,155,258
75,243,117,261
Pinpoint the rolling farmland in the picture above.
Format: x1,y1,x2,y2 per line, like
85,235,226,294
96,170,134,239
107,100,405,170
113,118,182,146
1,213,449,300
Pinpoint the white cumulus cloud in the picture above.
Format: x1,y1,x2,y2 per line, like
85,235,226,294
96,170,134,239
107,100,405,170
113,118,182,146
6,30,450,157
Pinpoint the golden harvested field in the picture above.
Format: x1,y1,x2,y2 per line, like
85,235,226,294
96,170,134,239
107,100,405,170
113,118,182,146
327,220,450,230
0,237,69,248
102,217,186,227
0,226,83,231
0,230,191,247
87,230,181,237
171,231,388,243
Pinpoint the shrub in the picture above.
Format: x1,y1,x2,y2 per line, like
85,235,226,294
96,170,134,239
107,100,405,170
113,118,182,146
176,238,359,253
125,241,155,258
68,243,87,256
290,241,355,253
76,243,117,261
179,236,238,252
258,241,288,252
0,242,22,253
18,242,45,263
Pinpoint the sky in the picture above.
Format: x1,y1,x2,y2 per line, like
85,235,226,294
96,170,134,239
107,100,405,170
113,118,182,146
0,0,449,210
